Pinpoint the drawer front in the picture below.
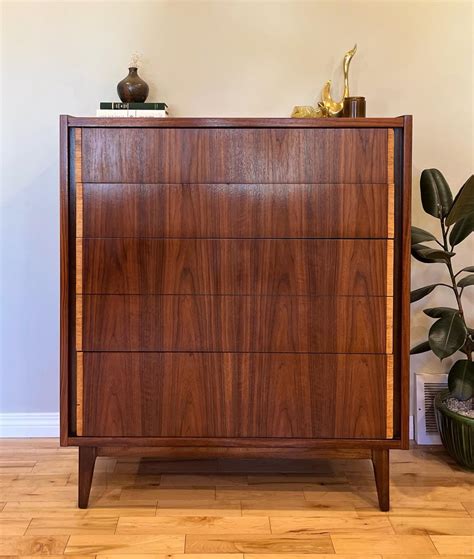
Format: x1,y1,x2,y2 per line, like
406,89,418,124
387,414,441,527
82,239,391,296
81,128,389,183
78,294,389,353
83,183,393,239
81,352,389,438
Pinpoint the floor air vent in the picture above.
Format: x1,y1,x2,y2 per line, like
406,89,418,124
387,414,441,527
415,372,448,445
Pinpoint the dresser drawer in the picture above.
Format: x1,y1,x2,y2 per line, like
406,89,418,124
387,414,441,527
78,294,390,353
82,183,393,239
81,128,389,184
81,239,392,296
80,352,390,439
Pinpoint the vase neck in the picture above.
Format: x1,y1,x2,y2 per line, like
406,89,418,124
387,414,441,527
128,67,138,75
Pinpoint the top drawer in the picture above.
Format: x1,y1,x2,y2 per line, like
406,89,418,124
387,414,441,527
80,127,390,184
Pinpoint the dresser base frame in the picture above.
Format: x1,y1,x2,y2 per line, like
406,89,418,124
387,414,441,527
78,445,390,511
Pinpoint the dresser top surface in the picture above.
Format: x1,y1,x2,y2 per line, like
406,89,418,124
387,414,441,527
63,115,410,129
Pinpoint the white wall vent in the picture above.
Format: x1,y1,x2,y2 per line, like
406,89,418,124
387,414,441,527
415,372,448,445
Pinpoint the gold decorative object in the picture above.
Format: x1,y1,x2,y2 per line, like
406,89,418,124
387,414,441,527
291,44,358,118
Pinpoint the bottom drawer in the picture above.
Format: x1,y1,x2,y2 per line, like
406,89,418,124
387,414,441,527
78,353,393,439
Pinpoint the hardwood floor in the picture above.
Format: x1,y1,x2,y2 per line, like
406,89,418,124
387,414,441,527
0,439,472,557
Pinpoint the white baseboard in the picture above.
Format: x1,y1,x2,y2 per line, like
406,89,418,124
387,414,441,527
0,413,59,437
0,413,416,440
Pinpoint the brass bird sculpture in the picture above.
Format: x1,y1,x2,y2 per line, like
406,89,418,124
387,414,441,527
320,44,357,117
291,44,358,118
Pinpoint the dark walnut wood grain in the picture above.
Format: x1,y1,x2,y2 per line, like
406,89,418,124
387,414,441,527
68,116,406,128
81,294,388,353
83,183,392,239
81,128,389,184
82,239,390,296
82,352,388,439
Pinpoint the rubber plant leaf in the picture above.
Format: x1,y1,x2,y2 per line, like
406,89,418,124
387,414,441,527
448,359,474,401
457,266,474,274
411,244,454,264
445,174,474,226
411,226,438,245
410,340,431,354
428,314,468,360
420,168,453,218
458,274,474,288
410,284,442,303
449,213,474,247
423,307,459,319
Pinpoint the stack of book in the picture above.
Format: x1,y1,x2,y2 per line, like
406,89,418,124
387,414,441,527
96,102,168,117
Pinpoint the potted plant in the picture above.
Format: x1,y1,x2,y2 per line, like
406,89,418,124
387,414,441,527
411,169,473,469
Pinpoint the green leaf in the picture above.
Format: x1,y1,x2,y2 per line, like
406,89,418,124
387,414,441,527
448,359,474,401
411,284,440,302
446,175,474,226
411,243,454,264
424,307,459,319
449,213,474,246
411,226,438,245
458,274,474,288
428,314,468,360
420,169,453,219
410,340,431,354
458,266,474,274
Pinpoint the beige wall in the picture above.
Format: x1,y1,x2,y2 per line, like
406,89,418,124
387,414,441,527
1,0,473,414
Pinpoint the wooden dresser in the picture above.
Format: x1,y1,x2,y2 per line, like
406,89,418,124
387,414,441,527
60,116,412,510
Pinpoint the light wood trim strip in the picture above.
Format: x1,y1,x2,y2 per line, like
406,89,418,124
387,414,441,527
386,354,394,438
75,128,83,352
76,295,83,351
76,352,84,436
386,297,393,354
387,182,395,238
386,129,394,350
75,239,83,295
386,240,394,297
76,183,83,239
387,128,394,183
74,128,82,183
387,129,395,239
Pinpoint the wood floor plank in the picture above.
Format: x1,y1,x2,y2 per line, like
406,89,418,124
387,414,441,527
1,505,155,520
98,555,243,559
159,474,248,487
0,485,78,502
217,487,305,501
389,516,474,535
356,502,470,518
331,534,438,555
26,516,118,535
120,487,216,501
430,535,474,555
461,501,474,517
244,555,382,559
242,499,358,516
117,515,271,535
0,473,70,487
0,516,30,535
0,535,68,554
185,534,334,554
65,534,185,554
270,515,394,535
156,499,242,516
382,556,469,559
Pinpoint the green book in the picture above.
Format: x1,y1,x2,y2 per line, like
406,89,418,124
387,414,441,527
100,102,168,110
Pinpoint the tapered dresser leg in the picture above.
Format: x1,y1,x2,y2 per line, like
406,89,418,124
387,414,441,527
78,446,97,508
371,449,390,511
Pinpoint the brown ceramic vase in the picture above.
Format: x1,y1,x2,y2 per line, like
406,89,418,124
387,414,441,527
117,67,149,103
